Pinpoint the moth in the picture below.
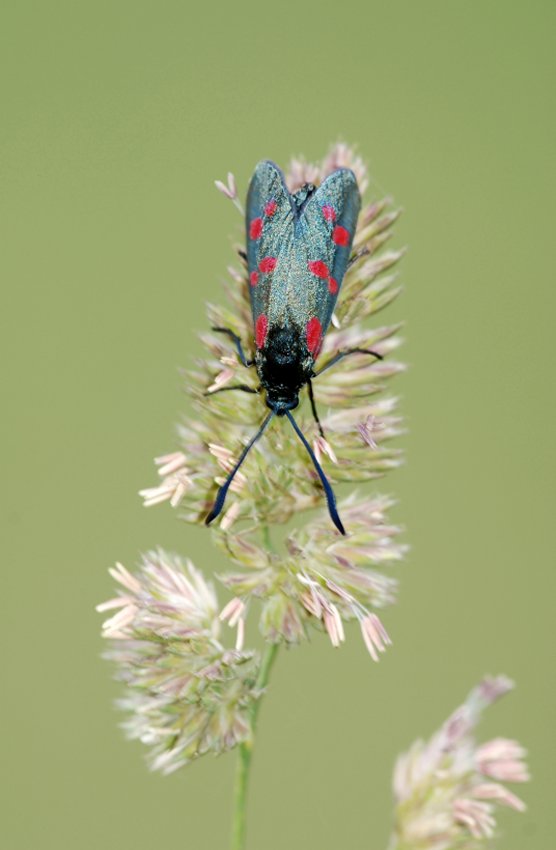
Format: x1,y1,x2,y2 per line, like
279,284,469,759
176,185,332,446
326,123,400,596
205,160,382,534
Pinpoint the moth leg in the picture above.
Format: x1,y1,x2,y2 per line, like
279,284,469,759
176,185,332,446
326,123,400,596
211,326,254,367
313,347,383,377
347,247,370,269
205,384,260,397
307,379,326,439
237,248,248,262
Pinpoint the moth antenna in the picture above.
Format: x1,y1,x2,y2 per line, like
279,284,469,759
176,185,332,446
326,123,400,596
205,411,275,526
284,410,346,535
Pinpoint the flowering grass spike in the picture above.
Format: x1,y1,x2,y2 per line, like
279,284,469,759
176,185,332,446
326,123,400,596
389,676,530,849
99,144,407,849
97,553,259,774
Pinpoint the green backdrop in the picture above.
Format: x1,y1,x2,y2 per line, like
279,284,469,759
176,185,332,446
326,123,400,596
2,2,554,848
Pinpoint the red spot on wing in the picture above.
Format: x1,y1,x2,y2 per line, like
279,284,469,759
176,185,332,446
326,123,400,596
332,225,350,246
255,314,268,349
250,271,259,287
308,260,330,279
328,277,339,295
249,217,263,240
306,317,323,356
322,205,336,222
264,199,277,216
259,256,277,273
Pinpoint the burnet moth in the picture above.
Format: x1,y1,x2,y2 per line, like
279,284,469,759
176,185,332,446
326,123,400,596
205,160,382,535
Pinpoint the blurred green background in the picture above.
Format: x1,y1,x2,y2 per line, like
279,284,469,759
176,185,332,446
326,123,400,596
2,2,554,848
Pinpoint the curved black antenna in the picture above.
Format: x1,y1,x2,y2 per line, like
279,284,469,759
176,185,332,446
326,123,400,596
285,410,345,535
205,411,275,526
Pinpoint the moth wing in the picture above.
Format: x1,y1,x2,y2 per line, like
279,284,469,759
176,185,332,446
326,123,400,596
246,161,294,337
298,169,360,338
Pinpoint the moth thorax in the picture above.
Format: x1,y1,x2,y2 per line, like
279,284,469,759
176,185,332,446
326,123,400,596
257,325,307,411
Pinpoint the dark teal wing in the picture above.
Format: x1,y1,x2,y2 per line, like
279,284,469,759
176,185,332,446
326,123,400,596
297,168,360,349
246,161,295,348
